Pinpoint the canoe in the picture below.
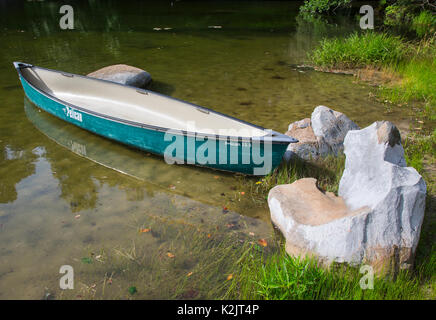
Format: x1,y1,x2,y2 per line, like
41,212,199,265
23,96,265,215
14,62,297,175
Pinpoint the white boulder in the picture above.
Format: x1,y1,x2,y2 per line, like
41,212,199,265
87,64,152,88
339,121,426,272
284,106,359,160
270,121,427,274
311,105,360,155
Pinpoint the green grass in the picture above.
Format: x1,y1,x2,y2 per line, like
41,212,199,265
310,32,436,120
381,59,436,120
225,245,435,300
403,129,436,173
311,32,408,69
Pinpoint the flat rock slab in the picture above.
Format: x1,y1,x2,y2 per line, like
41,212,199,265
269,178,367,226
269,178,371,264
87,64,152,88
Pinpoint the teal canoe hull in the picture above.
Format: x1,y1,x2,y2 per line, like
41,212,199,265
16,63,292,175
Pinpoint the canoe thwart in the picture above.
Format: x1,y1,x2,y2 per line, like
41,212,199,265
136,89,149,95
196,107,210,115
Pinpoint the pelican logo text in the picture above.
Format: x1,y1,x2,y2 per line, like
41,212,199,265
66,106,82,122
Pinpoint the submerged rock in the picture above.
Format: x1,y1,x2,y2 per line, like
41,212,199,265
87,64,152,88
284,106,359,161
270,121,426,275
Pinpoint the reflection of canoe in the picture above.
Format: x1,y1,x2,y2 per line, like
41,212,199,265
24,97,269,219
15,62,296,175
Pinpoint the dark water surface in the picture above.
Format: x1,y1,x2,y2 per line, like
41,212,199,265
0,1,413,299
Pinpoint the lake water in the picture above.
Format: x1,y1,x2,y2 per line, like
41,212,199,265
0,1,414,299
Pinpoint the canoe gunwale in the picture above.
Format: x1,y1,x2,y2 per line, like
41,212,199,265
14,61,297,145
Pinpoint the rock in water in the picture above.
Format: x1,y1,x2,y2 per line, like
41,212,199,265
284,106,359,160
270,121,426,275
87,64,152,88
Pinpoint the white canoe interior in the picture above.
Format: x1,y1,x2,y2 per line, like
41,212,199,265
21,67,268,137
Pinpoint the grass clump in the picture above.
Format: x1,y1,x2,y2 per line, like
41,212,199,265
310,32,436,120
380,38,436,118
311,32,407,69
383,59,435,109
225,245,435,300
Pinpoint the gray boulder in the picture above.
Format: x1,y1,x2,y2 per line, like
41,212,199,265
284,106,359,161
312,105,360,155
270,121,427,275
87,64,152,88
283,118,321,161
338,121,426,272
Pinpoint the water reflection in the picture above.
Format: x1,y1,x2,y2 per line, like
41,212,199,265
45,147,99,213
0,0,303,35
0,144,37,203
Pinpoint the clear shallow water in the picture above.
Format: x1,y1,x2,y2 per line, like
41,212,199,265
0,1,414,299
